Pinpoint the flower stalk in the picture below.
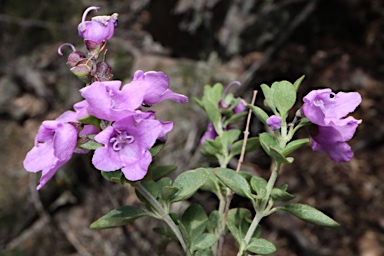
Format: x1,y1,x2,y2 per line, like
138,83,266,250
135,182,189,255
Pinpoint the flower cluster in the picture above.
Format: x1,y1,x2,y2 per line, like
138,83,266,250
24,7,188,190
302,89,362,162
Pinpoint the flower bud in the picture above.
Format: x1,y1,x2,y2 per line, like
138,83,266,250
266,115,282,131
70,60,93,84
58,43,86,67
94,61,113,81
78,6,118,44
67,50,86,67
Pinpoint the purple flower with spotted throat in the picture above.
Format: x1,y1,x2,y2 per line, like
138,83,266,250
92,116,173,181
78,6,118,44
302,89,362,162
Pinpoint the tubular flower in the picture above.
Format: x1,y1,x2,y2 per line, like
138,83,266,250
302,89,362,162
92,116,173,181
123,70,189,105
23,120,78,190
78,6,118,43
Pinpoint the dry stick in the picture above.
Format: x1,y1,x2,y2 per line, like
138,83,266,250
236,90,258,172
217,90,258,256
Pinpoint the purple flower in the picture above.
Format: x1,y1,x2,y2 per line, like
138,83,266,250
302,89,361,126
124,70,188,105
266,115,282,131
311,118,361,162
92,116,173,181
80,80,144,121
78,6,118,43
302,89,362,162
200,123,218,144
23,120,78,190
80,71,188,122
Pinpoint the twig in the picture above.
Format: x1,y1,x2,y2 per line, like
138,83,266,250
217,90,258,255
236,90,258,172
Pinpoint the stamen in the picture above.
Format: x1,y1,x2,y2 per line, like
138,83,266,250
58,43,76,55
109,132,135,151
82,6,100,23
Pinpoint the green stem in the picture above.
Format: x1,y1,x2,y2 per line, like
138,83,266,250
135,182,189,255
237,162,281,255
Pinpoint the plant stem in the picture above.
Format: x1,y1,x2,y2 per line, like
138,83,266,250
135,182,189,255
237,162,281,255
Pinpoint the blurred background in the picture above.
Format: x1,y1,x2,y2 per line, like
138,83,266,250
0,0,383,255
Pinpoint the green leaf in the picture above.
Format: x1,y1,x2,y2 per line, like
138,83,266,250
271,81,296,117
191,233,217,251
283,138,310,156
194,97,204,110
204,100,221,129
270,146,294,164
293,75,305,92
271,187,295,202
78,115,101,130
101,170,125,184
202,138,222,157
260,83,276,112
250,176,267,197
199,168,221,196
214,168,253,199
278,203,340,227
246,238,276,255
160,186,179,201
206,210,220,234
90,205,151,229
153,227,177,240
248,105,269,125
226,208,252,244
224,112,247,126
150,165,177,181
149,140,166,157
181,204,208,240
229,137,260,158
78,140,103,150
194,248,214,256
220,129,241,149
259,132,280,156
171,168,209,202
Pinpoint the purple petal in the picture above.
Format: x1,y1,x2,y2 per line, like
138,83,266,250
24,140,57,173
302,89,362,125
123,70,188,105
81,80,139,121
53,123,78,161
121,151,152,181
